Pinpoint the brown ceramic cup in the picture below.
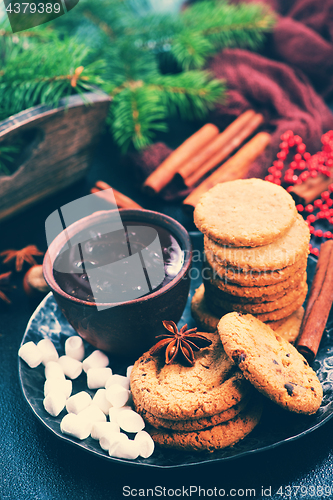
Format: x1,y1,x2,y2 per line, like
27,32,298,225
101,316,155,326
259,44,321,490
43,209,192,360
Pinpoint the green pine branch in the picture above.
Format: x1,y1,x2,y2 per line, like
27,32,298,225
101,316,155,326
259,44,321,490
0,0,275,151
147,71,226,120
109,85,168,152
108,71,225,151
0,37,105,120
103,43,160,89
172,1,275,69
54,0,275,71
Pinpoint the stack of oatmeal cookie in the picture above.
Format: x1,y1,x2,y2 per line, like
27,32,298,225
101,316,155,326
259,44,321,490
130,330,263,452
130,315,322,452
191,179,310,342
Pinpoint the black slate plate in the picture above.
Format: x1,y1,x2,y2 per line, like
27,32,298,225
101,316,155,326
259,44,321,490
18,233,333,468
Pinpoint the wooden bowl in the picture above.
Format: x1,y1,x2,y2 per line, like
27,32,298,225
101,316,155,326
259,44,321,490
0,92,110,222
43,209,192,360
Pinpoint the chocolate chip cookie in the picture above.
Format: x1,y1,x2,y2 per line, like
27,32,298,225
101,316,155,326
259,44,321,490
218,313,323,414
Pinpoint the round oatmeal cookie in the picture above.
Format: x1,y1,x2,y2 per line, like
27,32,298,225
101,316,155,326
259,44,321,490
194,179,297,247
191,284,220,332
130,331,251,421
149,395,263,452
204,274,302,304
206,265,306,298
267,306,304,344
191,285,304,344
205,251,307,287
209,284,307,322
218,313,323,414
136,395,251,432
205,279,307,314
204,214,310,270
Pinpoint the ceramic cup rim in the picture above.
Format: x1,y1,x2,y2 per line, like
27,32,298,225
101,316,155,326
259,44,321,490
43,208,192,308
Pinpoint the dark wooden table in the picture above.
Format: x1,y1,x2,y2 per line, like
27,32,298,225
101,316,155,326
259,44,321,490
1,132,333,500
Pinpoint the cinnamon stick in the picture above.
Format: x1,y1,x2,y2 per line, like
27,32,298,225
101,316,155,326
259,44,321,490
183,113,264,187
178,110,256,179
91,181,143,210
182,132,271,211
290,173,333,206
142,123,219,195
296,240,333,363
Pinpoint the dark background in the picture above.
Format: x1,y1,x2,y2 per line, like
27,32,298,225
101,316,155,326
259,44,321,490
1,133,333,500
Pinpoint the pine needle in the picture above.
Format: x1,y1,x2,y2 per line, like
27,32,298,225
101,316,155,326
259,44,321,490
0,0,275,151
0,36,105,119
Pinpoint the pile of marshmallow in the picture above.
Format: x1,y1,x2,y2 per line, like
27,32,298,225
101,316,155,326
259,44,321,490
18,336,154,460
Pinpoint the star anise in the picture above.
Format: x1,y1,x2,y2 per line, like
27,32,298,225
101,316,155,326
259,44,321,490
0,271,13,304
150,320,212,367
0,245,44,272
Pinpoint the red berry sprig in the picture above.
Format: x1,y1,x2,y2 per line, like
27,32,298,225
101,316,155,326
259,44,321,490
266,130,333,256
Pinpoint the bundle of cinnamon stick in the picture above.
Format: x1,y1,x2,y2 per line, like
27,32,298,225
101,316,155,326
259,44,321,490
142,110,271,210
89,111,270,212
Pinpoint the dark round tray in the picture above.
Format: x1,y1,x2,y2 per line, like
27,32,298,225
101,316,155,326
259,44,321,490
18,234,333,468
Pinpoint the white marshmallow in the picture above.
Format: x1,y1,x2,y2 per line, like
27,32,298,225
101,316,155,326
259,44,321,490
92,389,113,415
60,413,92,440
37,339,59,365
43,392,66,417
134,431,155,458
91,421,120,440
82,350,109,373
100,431,128,452
18,342,43,368
87,367,112,389
77,405,106,423
118,409,145,433
105,384,129,408
44,361,65,380
109,406,132,424
109,439,140,460
65,336,85,361
44,378,72,399
105,374,129,390
126,365,134,379
58,355,82,379
66,391,92,414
